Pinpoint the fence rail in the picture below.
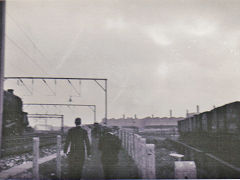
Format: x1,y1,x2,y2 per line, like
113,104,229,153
118,129,156,179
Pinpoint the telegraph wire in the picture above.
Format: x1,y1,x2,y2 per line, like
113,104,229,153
6,34,48,75
8,62,28,75
6,13,52,68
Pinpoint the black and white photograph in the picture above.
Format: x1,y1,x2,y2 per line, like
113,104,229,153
0,0,240,179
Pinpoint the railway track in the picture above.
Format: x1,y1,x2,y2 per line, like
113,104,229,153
1,131,65,157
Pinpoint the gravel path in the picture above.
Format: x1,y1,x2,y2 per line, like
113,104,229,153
11,137,138,179
41,138,138,179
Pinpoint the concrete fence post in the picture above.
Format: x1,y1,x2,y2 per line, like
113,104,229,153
121,130,123,147
129,133,132,157
121,130,124,142
136,135,139,160
118,129,121,139
33,137,39,180
134,134,138,162
57,135,62,179
87,128,92,145
125,131,128,150
123,130,125,148
123,130,126,149
132,133,135,159
127,132,129,155
126,131,128,153
134,135,138,166
127,131,130,153
136,135,141,174
130,133,134,158
146,144,156,179
117,132,156,179
120,130,124,147
125,131,128,152
140,138,147,178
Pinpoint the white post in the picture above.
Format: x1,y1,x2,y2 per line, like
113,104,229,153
133,133,136,159
127,132,130,155
146,144,156,179
123,130,125,148
87,128,92,145
125,131,128,152
33,137,39,180
127,132,131,156
121,130,124,147
123,130,126,148
140,138,147,178
134,134,138,162
57,135,62,179
118,129,121,139
125,131,128,150
130,133,133,158
136,135,141,175
130,133,134,158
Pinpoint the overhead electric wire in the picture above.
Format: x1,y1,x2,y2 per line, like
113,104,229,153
6,13,52,68
9,62,28,75
6,34,48,75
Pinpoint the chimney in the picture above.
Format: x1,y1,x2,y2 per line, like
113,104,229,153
170,109,172,118
7,89,14,94
213,105,216,109
123,114,125,119
196,105,199,114
186,109,189,118
134,114,137,119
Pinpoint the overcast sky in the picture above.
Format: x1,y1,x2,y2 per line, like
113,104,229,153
4,0,240,125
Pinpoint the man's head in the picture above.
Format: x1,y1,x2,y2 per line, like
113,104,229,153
75,118,81,126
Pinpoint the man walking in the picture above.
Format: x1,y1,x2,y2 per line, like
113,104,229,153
64,118,91,179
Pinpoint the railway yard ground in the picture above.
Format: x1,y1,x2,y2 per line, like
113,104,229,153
0,144,57,172
0,136,138,179
1,130,240,179
139,132,240,179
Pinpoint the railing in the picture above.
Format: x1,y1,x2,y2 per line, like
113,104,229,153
33,135,62,179
118,128,156,179
0,135,63,179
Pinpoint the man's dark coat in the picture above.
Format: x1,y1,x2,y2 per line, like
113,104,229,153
64,126,91,179
64,126,91,157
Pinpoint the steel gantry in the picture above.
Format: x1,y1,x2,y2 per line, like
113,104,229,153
24,103,97,124
4,77,107,123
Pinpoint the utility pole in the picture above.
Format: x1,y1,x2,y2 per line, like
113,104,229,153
105,79,107,124
0,0,6,157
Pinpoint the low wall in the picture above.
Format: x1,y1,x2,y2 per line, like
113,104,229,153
118,128,156,179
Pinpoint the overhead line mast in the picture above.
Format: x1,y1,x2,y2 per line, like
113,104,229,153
0,0,5,157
